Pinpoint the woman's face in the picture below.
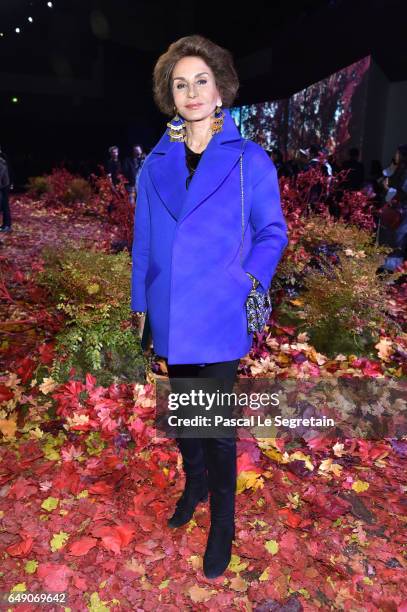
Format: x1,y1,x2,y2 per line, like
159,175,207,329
171,55,222,122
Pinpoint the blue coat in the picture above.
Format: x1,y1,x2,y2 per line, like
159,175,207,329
131,107,289,365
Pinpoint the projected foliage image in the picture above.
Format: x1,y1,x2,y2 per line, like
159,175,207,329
231,55,371,157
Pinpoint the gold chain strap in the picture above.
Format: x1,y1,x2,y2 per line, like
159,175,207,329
239,139,258,291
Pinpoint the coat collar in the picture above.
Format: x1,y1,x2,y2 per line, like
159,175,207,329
147,107,245,223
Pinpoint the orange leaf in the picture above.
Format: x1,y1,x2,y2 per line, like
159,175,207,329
6,535,34,557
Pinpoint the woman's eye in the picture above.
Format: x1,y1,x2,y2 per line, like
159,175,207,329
176,79,207,89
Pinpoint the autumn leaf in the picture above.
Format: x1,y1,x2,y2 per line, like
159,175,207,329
236,470,264,494
229,575,248,591
264,539,279,555
39,377,58,394
286,451,314,471
24,560,38,574
41,496,59,511
188,584,217,603
228,554,249,573
352,479,370,493
0,417,17,439
6,536,34,557
318,458,343,476
375,337,394,362
50,531,70,552
87,591,110,611
10,583,27,592
69,537,98,556
37,563,73,591
87,283,100,295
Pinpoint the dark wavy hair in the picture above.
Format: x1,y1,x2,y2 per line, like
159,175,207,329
152,34,240,117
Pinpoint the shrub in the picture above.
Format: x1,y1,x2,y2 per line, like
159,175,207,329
27,176,51,198
36,245,146,386
61,177,93,204
26,168,94,208
273,215,403,357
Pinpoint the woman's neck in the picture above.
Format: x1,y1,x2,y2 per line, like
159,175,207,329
184,119,212,154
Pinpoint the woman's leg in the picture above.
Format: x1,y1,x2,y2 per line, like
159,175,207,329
166,362,209,528
197,359,240,578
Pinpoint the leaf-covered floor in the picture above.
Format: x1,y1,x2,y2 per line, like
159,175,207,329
0,199,406,611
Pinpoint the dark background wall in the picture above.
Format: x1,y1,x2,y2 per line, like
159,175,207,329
0,0,406,185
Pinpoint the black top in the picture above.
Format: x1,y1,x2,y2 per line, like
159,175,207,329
184,142,204,190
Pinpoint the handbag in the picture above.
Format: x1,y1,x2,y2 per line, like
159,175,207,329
239,139,273,333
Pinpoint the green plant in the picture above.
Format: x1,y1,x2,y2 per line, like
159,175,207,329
27,175,51,197
37,246,147,385
62,178,93,204
301,254,400,357
273,215,403,357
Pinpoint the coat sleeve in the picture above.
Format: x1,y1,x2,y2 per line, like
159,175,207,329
243,148,289,293
130,165,150,312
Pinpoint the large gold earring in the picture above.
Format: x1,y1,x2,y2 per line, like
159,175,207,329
166,106,186,142
211,104,225,135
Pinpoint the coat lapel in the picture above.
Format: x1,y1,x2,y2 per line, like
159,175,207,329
147,108,244,223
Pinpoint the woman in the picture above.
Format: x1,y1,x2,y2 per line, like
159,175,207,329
131,35,289,579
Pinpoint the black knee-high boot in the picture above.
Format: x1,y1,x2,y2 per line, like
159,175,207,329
203,436,237,578
167,437,209,528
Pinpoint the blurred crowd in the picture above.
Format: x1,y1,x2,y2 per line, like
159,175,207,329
1,139,406,272
268,143,407,270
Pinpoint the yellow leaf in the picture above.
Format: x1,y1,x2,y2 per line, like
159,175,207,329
262,448,284,463
265,539,279,555
50,531,70,552
352,480,369,493
41,497,59,512
228,554,249,574
298,587,310,598
259,567,270,581
11,583,27,592
236,471,264,494
87,591,110,612
318,458,343,477
186,518,197,533
24,560,38,574
158,579,170,589
29,427,44,440
289,451,314,471
87,283,100,295
248,518,268,529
